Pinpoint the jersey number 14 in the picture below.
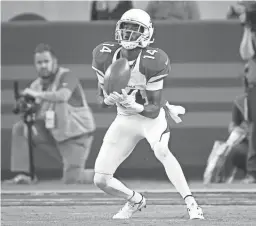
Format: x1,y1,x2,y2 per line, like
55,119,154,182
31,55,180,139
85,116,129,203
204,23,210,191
143,50,158,59
100,43,115,53
100,44,158,60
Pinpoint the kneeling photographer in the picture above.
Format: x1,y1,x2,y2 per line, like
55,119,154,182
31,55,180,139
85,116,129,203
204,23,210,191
204,93,249,184
6,43,96,184
238,2,256,183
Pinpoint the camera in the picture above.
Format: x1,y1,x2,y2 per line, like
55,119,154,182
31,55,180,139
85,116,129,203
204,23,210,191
12,81,37,116
13,94,37,115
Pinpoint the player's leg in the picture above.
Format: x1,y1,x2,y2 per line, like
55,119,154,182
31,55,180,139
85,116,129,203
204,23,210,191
94,115,146,219
144,108,204,219
94,138,147,219
94,115,144,203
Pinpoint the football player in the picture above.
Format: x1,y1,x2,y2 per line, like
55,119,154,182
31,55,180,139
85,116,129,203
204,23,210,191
92,9,204,220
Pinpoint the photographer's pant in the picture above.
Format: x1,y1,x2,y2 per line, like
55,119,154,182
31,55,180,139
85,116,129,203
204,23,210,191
57,133,94,184
224,141,248,176
247,86,256,176
10,120,94,183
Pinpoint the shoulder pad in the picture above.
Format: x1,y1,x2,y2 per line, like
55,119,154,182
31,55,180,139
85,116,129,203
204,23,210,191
140,47,171,80
92,42,120,74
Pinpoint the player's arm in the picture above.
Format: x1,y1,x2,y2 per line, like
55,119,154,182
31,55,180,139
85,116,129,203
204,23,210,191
97,82,113,108
92,43,121,108
92,59,112,108
139,89,162,119
140,50,170,119
92,45,110,108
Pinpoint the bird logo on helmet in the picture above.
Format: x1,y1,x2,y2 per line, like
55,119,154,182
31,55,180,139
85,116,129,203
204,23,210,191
115,9,154,50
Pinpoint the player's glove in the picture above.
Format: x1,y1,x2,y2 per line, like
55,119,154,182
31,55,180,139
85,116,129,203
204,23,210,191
103,90,123,106
119,89,144,113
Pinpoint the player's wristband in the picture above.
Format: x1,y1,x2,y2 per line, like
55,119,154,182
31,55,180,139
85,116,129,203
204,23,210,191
134,103,144,113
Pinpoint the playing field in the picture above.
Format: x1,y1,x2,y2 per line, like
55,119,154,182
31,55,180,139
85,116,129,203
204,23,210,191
1,180,256,226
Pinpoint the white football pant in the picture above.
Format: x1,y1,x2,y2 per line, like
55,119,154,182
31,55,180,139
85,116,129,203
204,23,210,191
94,108,169,175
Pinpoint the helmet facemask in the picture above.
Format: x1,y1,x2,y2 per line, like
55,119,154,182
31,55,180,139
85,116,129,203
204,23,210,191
115,20,154,50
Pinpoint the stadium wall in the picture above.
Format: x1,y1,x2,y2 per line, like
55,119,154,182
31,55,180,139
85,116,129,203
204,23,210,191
1,1,236,22
1,21,245,180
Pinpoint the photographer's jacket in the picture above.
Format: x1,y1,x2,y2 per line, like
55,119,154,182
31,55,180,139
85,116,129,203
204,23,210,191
30,67,95,142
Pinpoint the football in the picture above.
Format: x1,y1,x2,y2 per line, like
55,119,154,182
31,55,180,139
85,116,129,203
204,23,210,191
104,58,131,95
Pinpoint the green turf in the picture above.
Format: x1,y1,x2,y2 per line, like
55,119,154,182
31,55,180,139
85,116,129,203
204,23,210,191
2,205,256,226
2,181,256,225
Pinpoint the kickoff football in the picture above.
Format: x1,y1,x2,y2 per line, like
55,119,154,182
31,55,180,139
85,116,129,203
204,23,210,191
104,58,131,95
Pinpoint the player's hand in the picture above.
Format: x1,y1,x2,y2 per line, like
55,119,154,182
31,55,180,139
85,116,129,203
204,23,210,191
103,91,123,106
119,89,137,107
119,89,144,113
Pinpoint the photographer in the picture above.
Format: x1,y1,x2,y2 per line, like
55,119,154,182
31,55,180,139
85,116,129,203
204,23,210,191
203,93,249,184
224,94,249,183
7,43,96,184
238,2,256,183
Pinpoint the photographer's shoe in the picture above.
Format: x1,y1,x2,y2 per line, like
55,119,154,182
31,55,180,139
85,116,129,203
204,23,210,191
3,174,38,184
243,175,256,184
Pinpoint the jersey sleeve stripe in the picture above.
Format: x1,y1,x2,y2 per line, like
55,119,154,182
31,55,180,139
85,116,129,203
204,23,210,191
92,66,104,78
146,79,164,91
96,72,104,84
149,77,165,83
148,74,168,83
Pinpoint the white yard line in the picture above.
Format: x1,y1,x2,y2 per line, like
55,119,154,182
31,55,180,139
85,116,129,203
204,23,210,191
2,188,256,195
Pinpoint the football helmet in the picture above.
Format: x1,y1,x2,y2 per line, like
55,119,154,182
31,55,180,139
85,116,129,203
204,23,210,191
115,9,154,50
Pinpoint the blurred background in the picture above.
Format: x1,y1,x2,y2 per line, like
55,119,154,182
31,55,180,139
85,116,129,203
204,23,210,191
1,1,246,181
1,1,239,21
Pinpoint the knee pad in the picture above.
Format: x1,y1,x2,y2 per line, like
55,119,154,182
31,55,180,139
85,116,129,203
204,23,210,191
152,141,170,161
93,172,112,189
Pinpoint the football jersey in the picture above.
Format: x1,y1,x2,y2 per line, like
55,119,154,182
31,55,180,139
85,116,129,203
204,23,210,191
92,41,171,115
